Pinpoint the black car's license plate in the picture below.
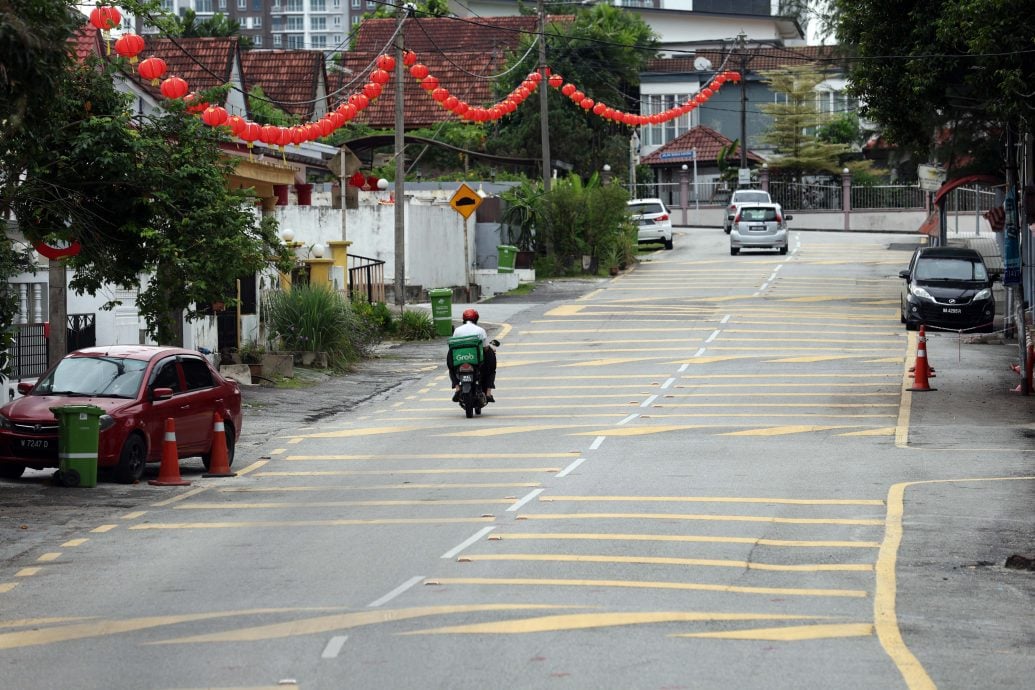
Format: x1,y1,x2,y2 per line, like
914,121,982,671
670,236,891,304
750,225,766,231
17,438,53,454
942,307,963,314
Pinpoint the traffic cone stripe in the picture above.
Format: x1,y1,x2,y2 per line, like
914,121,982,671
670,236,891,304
203,411,236,478
908,325,936,392
149,417,191,486
164,431,176,442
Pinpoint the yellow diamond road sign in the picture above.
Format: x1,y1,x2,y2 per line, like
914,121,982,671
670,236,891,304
450,183,482,219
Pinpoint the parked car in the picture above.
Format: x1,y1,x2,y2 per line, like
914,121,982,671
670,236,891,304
729,203,792,255
0,345,242,483
627,198,674,249
724,189,774,233
899,246,997,332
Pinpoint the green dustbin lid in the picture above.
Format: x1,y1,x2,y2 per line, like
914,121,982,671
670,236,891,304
50,405,105,416
429,288,452,297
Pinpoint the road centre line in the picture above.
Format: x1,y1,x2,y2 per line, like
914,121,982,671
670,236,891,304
589,436,605,450
507,489,544,512
705,330,720,343
431,577,867,599
555,458,586,478
131,518,497,531
175,499,515,510
516,513,884,526
321,635,348,659
219,483,542,493
661,378,676,389
641,395,658,408
617,414,639,425
441,526,497,559
283,452,578,460
257,468,562,477
497,532,880,548
368,576,424,608
460,553,872,572
539,496,884,506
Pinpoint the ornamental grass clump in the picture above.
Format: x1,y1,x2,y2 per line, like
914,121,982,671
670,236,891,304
264,284,376,369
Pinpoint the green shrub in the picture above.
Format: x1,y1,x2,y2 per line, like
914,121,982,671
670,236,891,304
352,298,395,336
264,284,376,370
397,309,435,341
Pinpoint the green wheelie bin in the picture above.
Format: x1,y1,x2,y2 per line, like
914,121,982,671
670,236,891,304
50,405,104,488
497,245,518,273
430,288,454,337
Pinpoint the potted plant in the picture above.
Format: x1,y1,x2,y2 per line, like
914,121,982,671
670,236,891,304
499,180,544,268
238,340,265,379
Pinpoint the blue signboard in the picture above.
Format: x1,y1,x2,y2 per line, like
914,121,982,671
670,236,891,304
658,151,696,160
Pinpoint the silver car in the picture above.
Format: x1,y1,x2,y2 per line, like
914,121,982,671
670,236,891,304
627,198,674,250
729,203,792,255
724,189,773,233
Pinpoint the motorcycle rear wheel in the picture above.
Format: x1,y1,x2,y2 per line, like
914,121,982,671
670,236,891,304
464,400,474,418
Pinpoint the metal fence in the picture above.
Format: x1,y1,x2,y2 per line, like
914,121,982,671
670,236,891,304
628,180,727,208
769,180,843,211
852,184,926,210
348,254,386,304
9,323,48,380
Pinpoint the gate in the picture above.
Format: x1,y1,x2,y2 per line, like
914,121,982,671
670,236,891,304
9,323,49,379
67,313,96,351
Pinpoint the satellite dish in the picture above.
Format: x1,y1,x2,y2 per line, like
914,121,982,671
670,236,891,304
693,56,712,72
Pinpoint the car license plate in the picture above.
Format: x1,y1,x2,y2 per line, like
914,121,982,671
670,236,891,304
18,438,52,453
942,307,962,314
750,225,766,231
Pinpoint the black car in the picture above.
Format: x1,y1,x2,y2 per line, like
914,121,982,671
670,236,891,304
899,246,997,332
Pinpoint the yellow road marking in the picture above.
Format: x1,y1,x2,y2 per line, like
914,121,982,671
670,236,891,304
659,403,897,408
0,583,16,593
219,483,542,492
285,426,428,439
121,511,146,520
841,427,896,436
517,512,884,526
461,554,873,572
258,468,562,476
152,605,567,644
431,577,868,598
545,305,585,316
498,532,880,548
0,617,93,629
540,496,884,506
283,453,578,460
129,517,496,530
175,499,513,509
678,623,873,641
151,486,209,507
565,357,664,367
36,553,61,562
405,611,827,635
60,539,88,547
15,568,41,577
235,459,267,476
442,425,595,437
721,425,853,437
90,525,117,533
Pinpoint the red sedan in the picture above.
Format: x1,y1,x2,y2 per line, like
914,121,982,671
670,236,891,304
0,345,242,483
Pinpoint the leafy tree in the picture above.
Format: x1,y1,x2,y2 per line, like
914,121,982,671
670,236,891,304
757,65,854,176
487,4,659,180
818,113,862,146
248,85,297,126
3,4,293,345
829,0,1035,166
153,9,254,48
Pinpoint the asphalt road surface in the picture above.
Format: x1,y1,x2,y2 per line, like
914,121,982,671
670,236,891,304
1,228,1033,690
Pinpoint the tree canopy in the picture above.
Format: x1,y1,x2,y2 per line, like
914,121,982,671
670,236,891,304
830,0,1035,168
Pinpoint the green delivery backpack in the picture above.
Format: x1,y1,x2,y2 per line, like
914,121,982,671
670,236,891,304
448,335,484,367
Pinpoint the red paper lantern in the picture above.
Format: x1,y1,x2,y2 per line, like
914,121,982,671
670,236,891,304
580,97,594,110
138,56,167,86
592,102,605,115
349,93,369,110
330,111,345,128
410,63,429,80
363,82,382,100
89,6,122,31
241,122,262,144
366,175,379,190
376,54,396,71
701,87,713,99
277,127,293,148
571,91,584,103
431,87,449,103
444,95,459,111
160,76,188,100
561,83,576,96
420,75,439,91
290,126,306,145
548,74,563,88
348,172,366,188
183,93,208,114
371,69,391,85
201,106,228,127
339,103,358,121
227,115,247,136
114,34,145,63
453,101,469,116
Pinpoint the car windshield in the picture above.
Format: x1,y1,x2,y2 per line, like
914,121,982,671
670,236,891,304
735,191,770,203
32,356,148,398
915,258,989,281
628,202,664,216
741,207,777,221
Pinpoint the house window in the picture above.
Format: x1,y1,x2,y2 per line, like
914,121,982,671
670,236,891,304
237,0,245,9
333,16,341,26
160,0,173,10
311,0,326,10
351,0,359,7
252,0,261,9
196,0,213,12
311,17,326,30
253,35,263,47
273,34,283,46
312,35,327,48
252,16,261,28
333,0,341,7
287,35,304,49
286,0,303,10
351,15,360,25
218,0,226,8
640,93,693,149
286,16,304,30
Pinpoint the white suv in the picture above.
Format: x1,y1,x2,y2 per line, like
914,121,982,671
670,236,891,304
627,198,674,250
724,189,773,233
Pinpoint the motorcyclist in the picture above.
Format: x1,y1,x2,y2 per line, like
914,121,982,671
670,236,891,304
448,308,497,403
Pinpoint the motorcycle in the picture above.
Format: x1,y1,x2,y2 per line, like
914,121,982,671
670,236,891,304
448,337,498,418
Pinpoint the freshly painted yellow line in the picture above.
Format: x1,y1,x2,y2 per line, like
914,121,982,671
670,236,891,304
497,532,881,549
462,554,873,572
431,577,868,599
565,357,668,366
121,511,146,520
235,459,267,476
840,427,896,437
15,568,41,577
516,513,884,526
540,496,884,506
405,611,827,635
283,452,577,460
151,486,210,507
90,525,117,533
175,499,513,510
0,583,17,593
130,517,496,530
153,605,567,644
219,482,542,492
0,617,94,629
546,305,585,316
36,553,61,563
678,623,873,641
60,538,88,547
765,355,889,363
0,607,352,649
441,425,597,437
284,426,428,439
258,468,562,477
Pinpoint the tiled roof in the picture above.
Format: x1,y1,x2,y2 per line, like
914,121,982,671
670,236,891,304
690,45,843,73
241,50,327,120
336,16,571,129
73,26,102,62
120,36,239,100
641,125,766,166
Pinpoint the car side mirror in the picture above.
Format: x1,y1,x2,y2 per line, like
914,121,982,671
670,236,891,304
16,382,33,395
898,269,911,280
152,387,174,401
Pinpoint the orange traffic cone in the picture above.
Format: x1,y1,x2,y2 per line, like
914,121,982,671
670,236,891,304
149,418,190,486
202,412,236,478
908,325,937,392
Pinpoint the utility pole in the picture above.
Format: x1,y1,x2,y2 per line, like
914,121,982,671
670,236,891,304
537,0,551,192
393,3,407,307
737,32,749,174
